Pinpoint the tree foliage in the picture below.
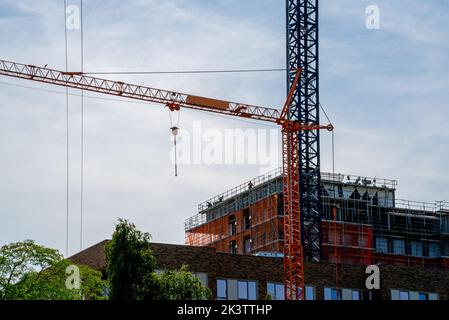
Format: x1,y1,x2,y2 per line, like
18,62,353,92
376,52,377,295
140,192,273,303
106,219,157,300
0,240,61,299
156,265,211,300
106,219,210,300
0,240,106,300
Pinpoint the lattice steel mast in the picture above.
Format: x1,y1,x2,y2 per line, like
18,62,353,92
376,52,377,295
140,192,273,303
285,0,322,296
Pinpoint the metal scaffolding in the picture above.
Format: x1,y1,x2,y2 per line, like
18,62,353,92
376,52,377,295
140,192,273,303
186,169,449,270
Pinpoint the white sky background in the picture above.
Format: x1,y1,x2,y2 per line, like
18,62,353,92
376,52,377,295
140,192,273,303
0,0,448,256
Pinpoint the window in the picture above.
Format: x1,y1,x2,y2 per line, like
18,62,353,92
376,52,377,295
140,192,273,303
297,286,315,300
244,237,252,254
192,272,208,287
229,240,237,254
304,286,315,300
277,195,284,215
275,284,285,300
392,289,438,301
428,242,441,258
267,283,275,299
352,290,360,301
419,293,429,301
429,293,439,300
243,208,251,230
392,239,405,255
338,289,364,300
331,289,342,300
238,281,257,300
375,237,388,253
399,291,409,300
410,241,423,257
217,279,227,300
238,281,248,300
267,283,284,300
267,283,314,300
278,228,284,240
228,215,236,236
324,288,342,300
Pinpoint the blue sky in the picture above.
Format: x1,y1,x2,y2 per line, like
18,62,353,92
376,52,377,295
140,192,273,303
0,0,448,256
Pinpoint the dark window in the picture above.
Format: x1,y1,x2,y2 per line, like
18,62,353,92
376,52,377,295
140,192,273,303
278,228,284,241
321,185,329,197
229,240,237,254
428,242,441,258
375,237,389,253
324,288,342,300
228,215,236,236
362,191,370,201
277,194,284,215
419,293,429,301
243,208,251,230
410,241,423,257
338,185,343,198
372,192,379,205
392,239,405,255
244,236,251,254
349,189,361,200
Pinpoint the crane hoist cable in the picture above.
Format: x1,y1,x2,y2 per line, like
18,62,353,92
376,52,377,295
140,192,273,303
80,0,85,252
168,106,181,177
320,102,339,291
63,0,69,257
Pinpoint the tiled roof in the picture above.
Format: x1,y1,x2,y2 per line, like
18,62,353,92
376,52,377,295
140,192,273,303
69,240,109,272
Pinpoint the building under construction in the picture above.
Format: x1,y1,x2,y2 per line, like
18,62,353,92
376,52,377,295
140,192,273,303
73,174,449,300
185,168,449,269
2,0,448,301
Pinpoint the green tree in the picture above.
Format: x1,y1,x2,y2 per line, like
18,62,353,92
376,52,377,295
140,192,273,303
0,240,61,299
106,219,157,300
156,265,211,300
0,240,106,300
106,219,211,300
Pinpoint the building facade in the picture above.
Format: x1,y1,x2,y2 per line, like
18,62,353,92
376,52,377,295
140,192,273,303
70,169,449,300
185,169,449,269
70,241,448,300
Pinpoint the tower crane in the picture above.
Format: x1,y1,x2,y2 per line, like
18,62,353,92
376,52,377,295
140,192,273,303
0,0,324,301
1,0,324,302
287,0,322,266
0,57,331,299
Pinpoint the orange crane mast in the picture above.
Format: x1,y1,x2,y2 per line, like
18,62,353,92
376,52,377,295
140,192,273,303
0,59,333,299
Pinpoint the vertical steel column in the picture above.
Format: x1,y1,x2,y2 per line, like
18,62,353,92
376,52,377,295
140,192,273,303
286,0,322,263
282,125,305,300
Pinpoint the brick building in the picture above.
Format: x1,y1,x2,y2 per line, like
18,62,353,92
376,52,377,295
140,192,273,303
70,240,448,300
71,169,449,300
